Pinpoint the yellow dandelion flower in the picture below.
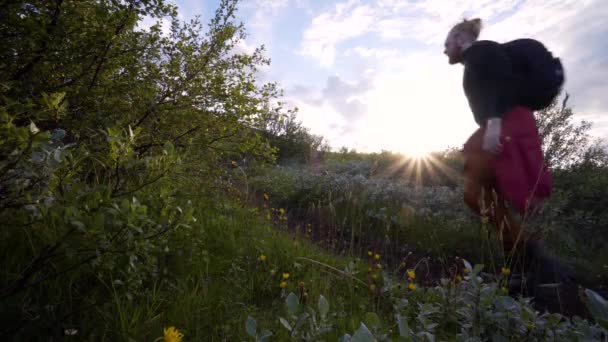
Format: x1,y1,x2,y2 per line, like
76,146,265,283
407,269,416,280
163,326,184,342
369,284,376,290
376,263,382,270
408,283,416,291
463,268,470,273
259,254,267,262
279,281,287,288
279,208,285,214
282,273,289,280
263,193,269,201
374,254,380,260
368,251,373,257
501,267,511,276
372,274,378,280
456,275,463,282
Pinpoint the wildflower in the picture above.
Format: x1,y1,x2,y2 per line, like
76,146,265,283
408,283,416,291
163,326,184,342
279,281,287,288
501,267,511,276
463,268,470,273
407,269,416,280
370,284,376,291
368,251,373,257
374,254,380,260
456,275,463,282
372,274,378,280
368,267,372,272
279,208,285,214
259,254,267,262
376,263,382,270
263,193,269,201
282,273,290,280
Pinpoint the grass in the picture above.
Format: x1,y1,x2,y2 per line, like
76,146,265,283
100,200,383,341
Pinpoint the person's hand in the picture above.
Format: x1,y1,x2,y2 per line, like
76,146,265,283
482,118,502,154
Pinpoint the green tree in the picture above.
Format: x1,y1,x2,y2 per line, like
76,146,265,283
535,93,599,169
0,0,291,338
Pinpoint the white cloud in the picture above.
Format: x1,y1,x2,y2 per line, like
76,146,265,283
344,46,398,58
299,1,375,66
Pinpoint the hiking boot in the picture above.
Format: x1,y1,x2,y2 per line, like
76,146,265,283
520,240,575,297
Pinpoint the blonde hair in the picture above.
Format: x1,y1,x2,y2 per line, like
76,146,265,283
451,18,483,40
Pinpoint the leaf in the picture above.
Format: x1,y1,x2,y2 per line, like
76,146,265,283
495,296,518,311
286,292,299,316
364,312,380,330
258,329,273,342
397,314,411,338
338,334,352,342
279,317,292,332
583,288,608,330
472,264,484,276
294,312,310,332
53,148,62,162
70,220,86,232
352,322,375,342
318,294,329,319
245,316,257,337
29,121,39,134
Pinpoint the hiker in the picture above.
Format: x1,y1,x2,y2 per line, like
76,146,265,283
443,18,570,294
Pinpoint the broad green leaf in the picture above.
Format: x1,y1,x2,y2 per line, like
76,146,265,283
245,316,256,337
258,329,273,342
397,314,411,338
472,264,484,276
338,334,352,342
352,322,374,342
286,292,299,316
279,317,292,332
294,312,309,332
583,288,608,330
318,294,329,319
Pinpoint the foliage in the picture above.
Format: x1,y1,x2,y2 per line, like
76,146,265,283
258,109,330,165
535,93,599,169
1,0,607,340
248,260,608,341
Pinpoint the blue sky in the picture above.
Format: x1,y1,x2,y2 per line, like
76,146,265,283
165,0,608,155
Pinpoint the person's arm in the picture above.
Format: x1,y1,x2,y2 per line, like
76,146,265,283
464,42,516,154
464,42,516,123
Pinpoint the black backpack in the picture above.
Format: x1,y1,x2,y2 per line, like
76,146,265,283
501,38,565,111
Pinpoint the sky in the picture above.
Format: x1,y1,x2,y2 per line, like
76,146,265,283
161,0,608,156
